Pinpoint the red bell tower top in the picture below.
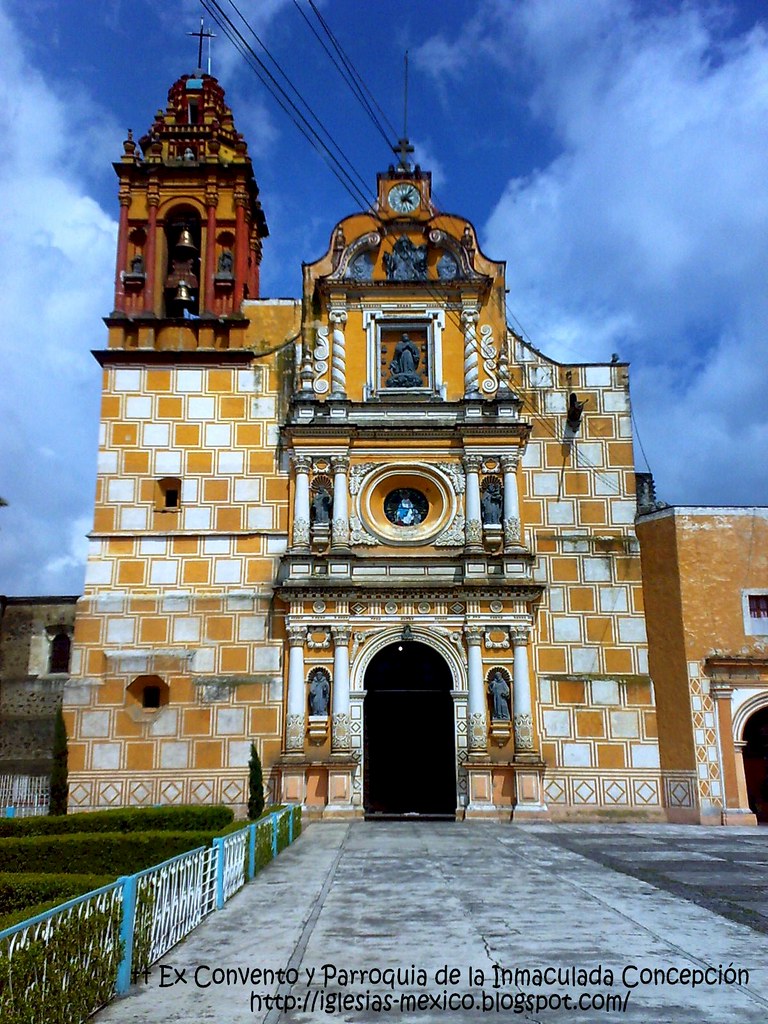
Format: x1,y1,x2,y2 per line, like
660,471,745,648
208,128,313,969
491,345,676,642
112,72,268,322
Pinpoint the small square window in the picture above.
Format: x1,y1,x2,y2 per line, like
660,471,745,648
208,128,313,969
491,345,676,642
743,591,768,636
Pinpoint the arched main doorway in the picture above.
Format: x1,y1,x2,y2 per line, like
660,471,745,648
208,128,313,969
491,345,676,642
743,707,768,824
363,640,456,819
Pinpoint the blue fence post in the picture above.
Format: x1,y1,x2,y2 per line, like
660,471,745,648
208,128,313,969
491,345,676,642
5,806,15,818
116,874,137,994
248,823,256,880
288,806,294,844
213,837,225,909
271,812,278,859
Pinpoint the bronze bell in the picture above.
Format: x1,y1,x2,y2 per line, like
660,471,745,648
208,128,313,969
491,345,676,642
175,280,193,305
175,227,197,254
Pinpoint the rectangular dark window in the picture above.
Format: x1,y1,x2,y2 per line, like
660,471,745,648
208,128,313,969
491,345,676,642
164,488,179,509
748,594,768,618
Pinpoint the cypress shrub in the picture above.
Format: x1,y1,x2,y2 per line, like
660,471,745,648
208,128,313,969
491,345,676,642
247,743,265,820
49,707,68,816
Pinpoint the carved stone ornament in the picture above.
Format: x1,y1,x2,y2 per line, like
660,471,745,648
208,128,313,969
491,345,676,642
469,711,488,751
332,712,351,750
349,515,377,547
306,629,331,650
480,324,499,395
484,629,511,650
464,624,483,647
513,712,534,751
312,326,330,394
331,625,352,645
434,462,466,495
434,512,466,547
348,462,377,496
335,231,380,281
350,631,368,661
332,517,350,547
465,518,483,546
287,625,307,648
285,713,305,751
292,518,310,548
504,516,522,546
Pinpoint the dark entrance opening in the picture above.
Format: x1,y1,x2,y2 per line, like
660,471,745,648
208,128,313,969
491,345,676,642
743,707,768,824
364,640,455,819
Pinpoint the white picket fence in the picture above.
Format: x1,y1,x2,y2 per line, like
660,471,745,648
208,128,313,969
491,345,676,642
0,773,49,816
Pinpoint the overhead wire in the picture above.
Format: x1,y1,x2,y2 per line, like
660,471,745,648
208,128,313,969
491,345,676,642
207,0,642,498
200,0,377,213
292,1,628,496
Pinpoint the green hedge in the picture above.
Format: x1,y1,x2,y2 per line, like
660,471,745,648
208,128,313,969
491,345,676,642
0,900,65,933
0,831,225,876
0,805,233,838
0,888,121,1024
0,873,113,916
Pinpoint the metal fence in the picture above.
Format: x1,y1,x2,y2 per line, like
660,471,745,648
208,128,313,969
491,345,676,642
0,805,300,1023
0,774,50,817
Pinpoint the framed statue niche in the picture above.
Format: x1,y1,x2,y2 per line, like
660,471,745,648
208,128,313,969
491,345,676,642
378,322,432,393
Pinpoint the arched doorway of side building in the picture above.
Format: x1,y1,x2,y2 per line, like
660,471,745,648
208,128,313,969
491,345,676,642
743,706,768,824
363,640,456,819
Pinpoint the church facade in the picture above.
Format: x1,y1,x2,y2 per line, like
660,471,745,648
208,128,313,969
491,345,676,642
64,70,699,821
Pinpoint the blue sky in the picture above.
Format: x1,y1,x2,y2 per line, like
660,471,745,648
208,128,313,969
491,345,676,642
1,0,767,595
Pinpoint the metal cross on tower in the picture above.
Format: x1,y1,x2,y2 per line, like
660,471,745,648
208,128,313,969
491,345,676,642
187,18,216,75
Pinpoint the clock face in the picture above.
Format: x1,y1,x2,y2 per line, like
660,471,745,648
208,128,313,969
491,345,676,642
388,182,420,213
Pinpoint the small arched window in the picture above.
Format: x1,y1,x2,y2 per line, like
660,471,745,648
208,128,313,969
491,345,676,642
49,632,71,674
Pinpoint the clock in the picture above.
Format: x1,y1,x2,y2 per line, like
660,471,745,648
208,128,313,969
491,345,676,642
388,182,420,214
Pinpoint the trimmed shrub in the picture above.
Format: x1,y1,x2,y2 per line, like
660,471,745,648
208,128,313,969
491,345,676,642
0,900,65,933
0,873,112,916
247,743,265,820
0,831,226,875
0,804,233,838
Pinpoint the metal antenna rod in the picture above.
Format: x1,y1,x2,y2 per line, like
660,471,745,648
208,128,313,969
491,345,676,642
403,50,409,140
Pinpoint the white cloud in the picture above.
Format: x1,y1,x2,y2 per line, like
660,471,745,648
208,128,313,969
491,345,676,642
467,0,768,504
0,5,116,595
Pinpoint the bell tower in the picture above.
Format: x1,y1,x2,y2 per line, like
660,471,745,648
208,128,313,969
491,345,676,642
110,71,268,346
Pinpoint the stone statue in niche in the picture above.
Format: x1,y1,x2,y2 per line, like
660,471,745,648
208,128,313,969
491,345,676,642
386,333,424,388
130,254,145,275
383,236,427,281
488,671,511,721
481,480,503,525
310,486,332,525
308,672,330,716
216,250,234,278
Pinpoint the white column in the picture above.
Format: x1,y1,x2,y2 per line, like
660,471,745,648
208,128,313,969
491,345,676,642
329,306,347,397
511,628,535,754
331,455,350,549
461,304,480,397
463,454,483,551
285,625,306,752
331,625,351,752
291,454,311,550
500,453,523,549
465,625,487,753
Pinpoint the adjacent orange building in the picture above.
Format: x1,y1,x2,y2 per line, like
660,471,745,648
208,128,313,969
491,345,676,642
637,504,768,824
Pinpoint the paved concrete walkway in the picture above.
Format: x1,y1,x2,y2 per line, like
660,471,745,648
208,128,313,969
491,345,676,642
95,822,768,1023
